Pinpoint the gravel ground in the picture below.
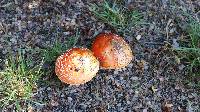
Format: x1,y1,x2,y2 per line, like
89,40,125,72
0,0,199,111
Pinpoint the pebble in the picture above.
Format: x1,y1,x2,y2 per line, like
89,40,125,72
67,97,73,102
10,38,17,44
2,50,7,54
60,94,65,98
136,35,142,41
114,70,118,74
131,76,139,81
143,109,148,112
47,87,51,91
117,103,121,107
127,101,131,104
128,63,133,68
51,100,59,106
63,32,70,35
0,44,3,49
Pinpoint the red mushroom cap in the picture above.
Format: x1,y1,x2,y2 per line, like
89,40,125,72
91,33,133,69
55,48,99,85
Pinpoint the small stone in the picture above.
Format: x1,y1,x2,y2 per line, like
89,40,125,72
172,38,179,49
159,76,164,82
10,38,17,44
149,23,155,30
60,94,65,98
114,70,118,74
117,103,121,107
68,97,73,102
0,30,3,34
71,19,76,26
28,1,40,9
175,85,180,90
188,94,193,99
143,109,148,112
131,76,138,80
61,2,65,5
178,64,185,70
136,35,142,40
0,44,3,49
46,87,51,91
51,100,59,106
128,63,133,68
169,28,176,34
63,32,70,35
135,91,139,95
2,50,7,54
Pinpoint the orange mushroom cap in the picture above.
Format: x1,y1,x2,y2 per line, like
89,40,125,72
55,48,99,85
91,33,133,69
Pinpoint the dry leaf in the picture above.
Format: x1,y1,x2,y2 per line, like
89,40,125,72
151,86,158,93
28,106,33,112
162,102,173,112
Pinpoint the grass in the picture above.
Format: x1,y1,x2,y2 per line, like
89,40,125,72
40,31,79,85
42,31,79,63
175,13,200,88
0,49,44,110
89,0,144,36
0,30,80,110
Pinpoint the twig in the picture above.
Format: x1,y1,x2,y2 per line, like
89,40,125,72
166,19,172,41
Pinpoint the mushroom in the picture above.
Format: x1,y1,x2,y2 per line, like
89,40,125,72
91,33,133,69
55,48,99,85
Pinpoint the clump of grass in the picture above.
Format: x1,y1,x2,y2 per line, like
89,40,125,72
40,31,79,85
175,13,200,88
0,49,43,110
176,19,200,72
187,20,200,48
89,0,143,35
42,32,79,63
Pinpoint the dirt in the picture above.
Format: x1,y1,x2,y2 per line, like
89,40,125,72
0,0,199,112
